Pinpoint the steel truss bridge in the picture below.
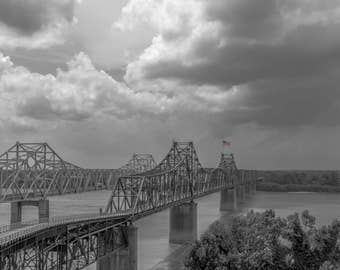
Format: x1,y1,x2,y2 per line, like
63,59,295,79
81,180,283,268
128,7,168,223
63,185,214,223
0,141,257,270
0,142,156,202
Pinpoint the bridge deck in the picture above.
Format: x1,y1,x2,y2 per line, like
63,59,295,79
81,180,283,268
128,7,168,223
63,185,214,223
0,211,131,248
0,185,226,249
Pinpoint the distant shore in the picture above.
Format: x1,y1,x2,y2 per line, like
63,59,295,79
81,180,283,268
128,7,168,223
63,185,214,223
257,182,340,193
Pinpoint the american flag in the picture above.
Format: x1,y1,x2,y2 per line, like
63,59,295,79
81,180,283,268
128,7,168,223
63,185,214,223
222,140,231,147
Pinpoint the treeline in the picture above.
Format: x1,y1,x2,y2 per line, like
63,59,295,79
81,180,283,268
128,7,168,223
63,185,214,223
256,170,340,192
185,210,340,270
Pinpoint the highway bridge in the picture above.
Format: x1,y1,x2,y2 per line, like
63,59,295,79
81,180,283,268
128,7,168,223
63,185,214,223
0,141,257,270
0,142,156,202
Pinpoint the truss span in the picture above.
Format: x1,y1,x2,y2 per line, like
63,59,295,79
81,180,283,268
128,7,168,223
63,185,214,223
0,140,258,270
0,142,156,202
105,141,234,218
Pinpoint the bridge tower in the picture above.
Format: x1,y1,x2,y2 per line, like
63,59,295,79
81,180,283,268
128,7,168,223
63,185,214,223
218,152,239,211
167,141,200,244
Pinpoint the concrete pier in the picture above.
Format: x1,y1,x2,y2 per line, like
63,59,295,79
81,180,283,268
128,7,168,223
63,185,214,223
237,184,245,203
251,179,257,194
169,201,197,244
10,199,49,224
97,225,138,270
220,188,237,211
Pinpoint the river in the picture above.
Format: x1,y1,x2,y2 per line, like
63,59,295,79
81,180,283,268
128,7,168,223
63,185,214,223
0,191,339,270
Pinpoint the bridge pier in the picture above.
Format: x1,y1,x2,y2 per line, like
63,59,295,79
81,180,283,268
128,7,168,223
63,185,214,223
237,184,245,203
249,180,255,195
10,199,49,225
97,225,138,270
220,188,237,211
169,201,197,244
245,181,251,197
251,174,257,194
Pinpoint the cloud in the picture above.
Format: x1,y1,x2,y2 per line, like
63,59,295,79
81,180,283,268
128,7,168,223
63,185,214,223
0,51,231,126
0,0,78,49
117,0,340,128
0,51,237,168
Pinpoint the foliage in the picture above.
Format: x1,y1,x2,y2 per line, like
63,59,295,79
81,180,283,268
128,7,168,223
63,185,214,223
256,171,340,193
257,183,340,193
185,210,340,270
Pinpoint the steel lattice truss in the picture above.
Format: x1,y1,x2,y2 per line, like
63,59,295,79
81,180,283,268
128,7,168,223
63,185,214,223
117,154,156,175
105,141,234,217
218,153,237,171
218,153,257,187
0,217,128,270
0,141,258,270
0,142,156,202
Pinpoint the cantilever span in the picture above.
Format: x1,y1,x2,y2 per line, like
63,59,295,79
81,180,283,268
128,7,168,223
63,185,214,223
0,141,258,270
0,142,156,202
105,141,237,218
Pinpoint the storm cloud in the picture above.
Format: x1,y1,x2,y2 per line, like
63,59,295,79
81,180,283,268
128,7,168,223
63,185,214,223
0,0,75,35
120,0,340,128
0,0,78,49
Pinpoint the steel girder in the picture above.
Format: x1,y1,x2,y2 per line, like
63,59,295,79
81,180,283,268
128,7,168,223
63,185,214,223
0,141,258,270
0,219,128,270
0,142,156,202
218,153,258,186
118,154,156,175
105,141,234,217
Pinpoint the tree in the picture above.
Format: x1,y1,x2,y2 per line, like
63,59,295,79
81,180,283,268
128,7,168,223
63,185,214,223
185,210,340,270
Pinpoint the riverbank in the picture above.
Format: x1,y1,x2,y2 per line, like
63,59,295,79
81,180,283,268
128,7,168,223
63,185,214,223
147,191,340,270
257,182,340,192
150,244,190,270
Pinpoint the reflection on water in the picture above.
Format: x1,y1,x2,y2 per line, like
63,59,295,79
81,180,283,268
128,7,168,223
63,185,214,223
1,191,340,270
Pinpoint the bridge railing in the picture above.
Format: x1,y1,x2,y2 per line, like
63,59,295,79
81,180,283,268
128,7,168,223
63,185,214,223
0,210,132,247
0,219,40,234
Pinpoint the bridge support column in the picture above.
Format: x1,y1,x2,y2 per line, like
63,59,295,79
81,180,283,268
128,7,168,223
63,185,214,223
97,225,138,270
10,201,22,224
10,199,49,225
237,185,245,203
38,199,49,222
220,188,237,211
245,182,250,197
169,201,197,244
251,173,257,195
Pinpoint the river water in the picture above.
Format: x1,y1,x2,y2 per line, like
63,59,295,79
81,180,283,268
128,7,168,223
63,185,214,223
0,191,340,270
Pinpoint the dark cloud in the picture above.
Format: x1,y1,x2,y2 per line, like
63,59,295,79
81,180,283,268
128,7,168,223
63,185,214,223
0,0,75,35
144,22,340,86
206,0,283,40
128,0,340,128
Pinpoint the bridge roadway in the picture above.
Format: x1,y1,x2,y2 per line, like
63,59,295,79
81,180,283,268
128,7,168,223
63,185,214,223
0,179,231,248
0,141,257,270
0,211,130,246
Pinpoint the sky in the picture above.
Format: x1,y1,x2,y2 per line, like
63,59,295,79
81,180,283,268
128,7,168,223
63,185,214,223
1,0,340,170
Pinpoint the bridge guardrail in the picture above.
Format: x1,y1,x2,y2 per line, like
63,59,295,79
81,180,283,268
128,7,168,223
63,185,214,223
0,219,40,234
0,211,131,247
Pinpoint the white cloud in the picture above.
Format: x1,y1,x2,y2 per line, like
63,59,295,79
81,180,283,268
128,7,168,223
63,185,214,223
116,0,223,85
0,51,231,128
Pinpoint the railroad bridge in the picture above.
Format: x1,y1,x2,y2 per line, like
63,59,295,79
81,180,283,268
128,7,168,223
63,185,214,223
0,141,257,270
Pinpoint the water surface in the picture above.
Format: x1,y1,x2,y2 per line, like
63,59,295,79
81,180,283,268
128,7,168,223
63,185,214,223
1,191,340,270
